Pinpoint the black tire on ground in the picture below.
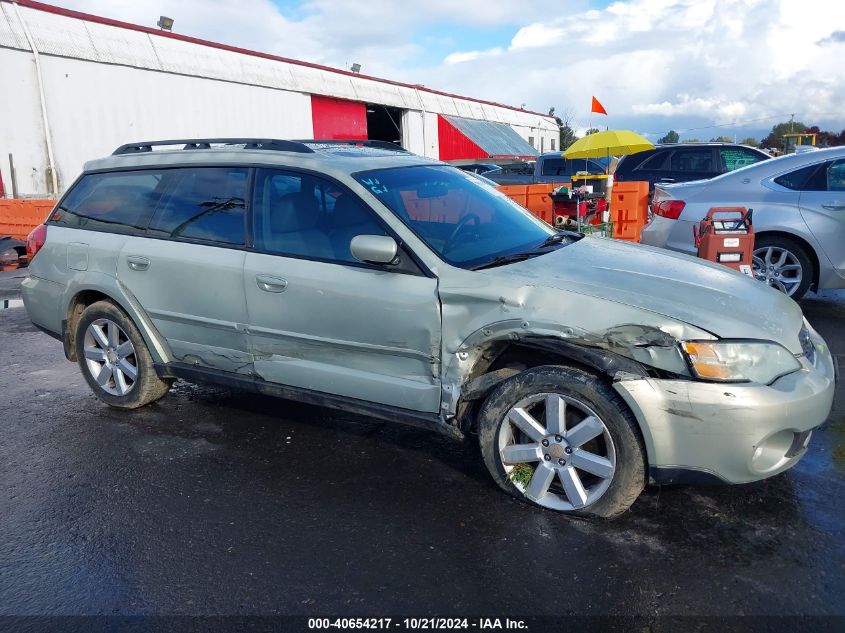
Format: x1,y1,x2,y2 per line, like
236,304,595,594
75,300,172,409
753,234,814,300
477,365,646,519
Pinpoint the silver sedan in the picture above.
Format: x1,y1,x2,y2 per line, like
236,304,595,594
640,146,845,300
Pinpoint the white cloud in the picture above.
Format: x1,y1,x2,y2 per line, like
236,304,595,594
633,95,747,120
49,0,845,137
444,48,504,65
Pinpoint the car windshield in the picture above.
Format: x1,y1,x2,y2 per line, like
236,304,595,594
353,165,559,269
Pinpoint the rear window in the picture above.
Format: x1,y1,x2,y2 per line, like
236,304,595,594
540,158,600,177
50,170,166,234
719,147,766,172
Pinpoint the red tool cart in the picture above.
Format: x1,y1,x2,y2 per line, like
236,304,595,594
693,207,755,276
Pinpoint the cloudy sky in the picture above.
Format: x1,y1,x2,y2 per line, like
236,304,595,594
55,0,845,141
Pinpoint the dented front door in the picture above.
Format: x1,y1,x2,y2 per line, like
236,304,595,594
242,253,442,412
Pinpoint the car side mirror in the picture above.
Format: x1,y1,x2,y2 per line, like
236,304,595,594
350,235,398,265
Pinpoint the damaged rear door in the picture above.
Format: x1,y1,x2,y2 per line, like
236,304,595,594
116,166,252,373
243,168,442,412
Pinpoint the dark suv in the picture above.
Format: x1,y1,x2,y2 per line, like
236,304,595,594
614,143,769,190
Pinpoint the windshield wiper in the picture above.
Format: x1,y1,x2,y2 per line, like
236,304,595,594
534,230,583,250
470,231,581,271
471,253,536,271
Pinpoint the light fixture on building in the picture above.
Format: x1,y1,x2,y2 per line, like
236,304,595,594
157,16,174,31
350,63,362,73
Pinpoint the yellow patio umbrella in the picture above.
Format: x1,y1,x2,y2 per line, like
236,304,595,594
563,129,654,160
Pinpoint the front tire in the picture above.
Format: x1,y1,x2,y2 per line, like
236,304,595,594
477,365,646,518
75,300,171,409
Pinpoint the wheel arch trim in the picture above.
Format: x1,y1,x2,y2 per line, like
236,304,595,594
62,276,172,364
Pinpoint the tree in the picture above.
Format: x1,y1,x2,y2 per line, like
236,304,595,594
740,136,758,146
760,120,807,150
585,128,600,136
681,138,701,143
554,109,579,151
710,135,733,142
658,130,679,144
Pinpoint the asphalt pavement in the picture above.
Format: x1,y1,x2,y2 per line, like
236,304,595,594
1,268,844,624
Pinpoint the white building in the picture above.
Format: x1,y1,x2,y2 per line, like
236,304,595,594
0,0,559,197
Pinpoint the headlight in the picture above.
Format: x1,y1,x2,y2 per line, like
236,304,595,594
680,340,801,384
799,323,816,364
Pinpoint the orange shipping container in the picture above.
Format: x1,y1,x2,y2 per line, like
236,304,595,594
610,181,649,242
0,199,56,241
497,182,568,225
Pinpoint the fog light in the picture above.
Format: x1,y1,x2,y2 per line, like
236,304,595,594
751,430,795,473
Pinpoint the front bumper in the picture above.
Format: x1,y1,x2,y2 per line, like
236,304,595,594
613,334,836,485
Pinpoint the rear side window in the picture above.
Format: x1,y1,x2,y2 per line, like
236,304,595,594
669,149,713,172
51,170,165,234
775,159,845,192
147,167,248,245
774,164,821,190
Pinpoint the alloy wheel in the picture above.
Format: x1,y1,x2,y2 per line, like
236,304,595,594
83,318,138,396
752,246,803,296
497,393,616,511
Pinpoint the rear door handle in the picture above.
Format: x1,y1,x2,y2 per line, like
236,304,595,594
126,255,150,271
256,274,288,293
821,202,845,210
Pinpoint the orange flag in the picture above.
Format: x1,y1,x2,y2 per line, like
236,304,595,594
591,96,608,115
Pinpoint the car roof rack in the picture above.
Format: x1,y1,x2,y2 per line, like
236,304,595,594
112,138,315,155
301,139,410,153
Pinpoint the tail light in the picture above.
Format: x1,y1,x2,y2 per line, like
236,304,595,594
652,200,686,219
26,224,47,260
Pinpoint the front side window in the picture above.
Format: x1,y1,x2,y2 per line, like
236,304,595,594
826,160,845,191
50,170,166,234
252,169,387,263
147,167,248,245
353,165,556,269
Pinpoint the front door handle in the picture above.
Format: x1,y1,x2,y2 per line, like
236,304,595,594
126,255,150,271
256,274,288,293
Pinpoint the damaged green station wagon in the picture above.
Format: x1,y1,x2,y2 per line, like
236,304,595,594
22,139,836,518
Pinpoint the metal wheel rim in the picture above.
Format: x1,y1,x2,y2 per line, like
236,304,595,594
497,392,616,511
752,246,803,296
83,318,138,396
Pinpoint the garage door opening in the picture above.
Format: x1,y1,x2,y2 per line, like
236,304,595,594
366,104,403,147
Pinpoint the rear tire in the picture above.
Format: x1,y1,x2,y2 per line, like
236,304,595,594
752,235,814,300
477,365,646,519
75,300,171,409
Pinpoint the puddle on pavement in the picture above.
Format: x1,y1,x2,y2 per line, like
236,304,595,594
0,298,23,310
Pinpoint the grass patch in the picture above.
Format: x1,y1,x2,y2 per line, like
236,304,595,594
508,463,534,487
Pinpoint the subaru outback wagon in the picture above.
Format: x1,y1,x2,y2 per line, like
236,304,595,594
22,138,835,518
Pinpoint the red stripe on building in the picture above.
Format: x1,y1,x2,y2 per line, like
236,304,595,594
437,115,488,161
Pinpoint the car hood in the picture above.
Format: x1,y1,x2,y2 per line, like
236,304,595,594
490,237,804,353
